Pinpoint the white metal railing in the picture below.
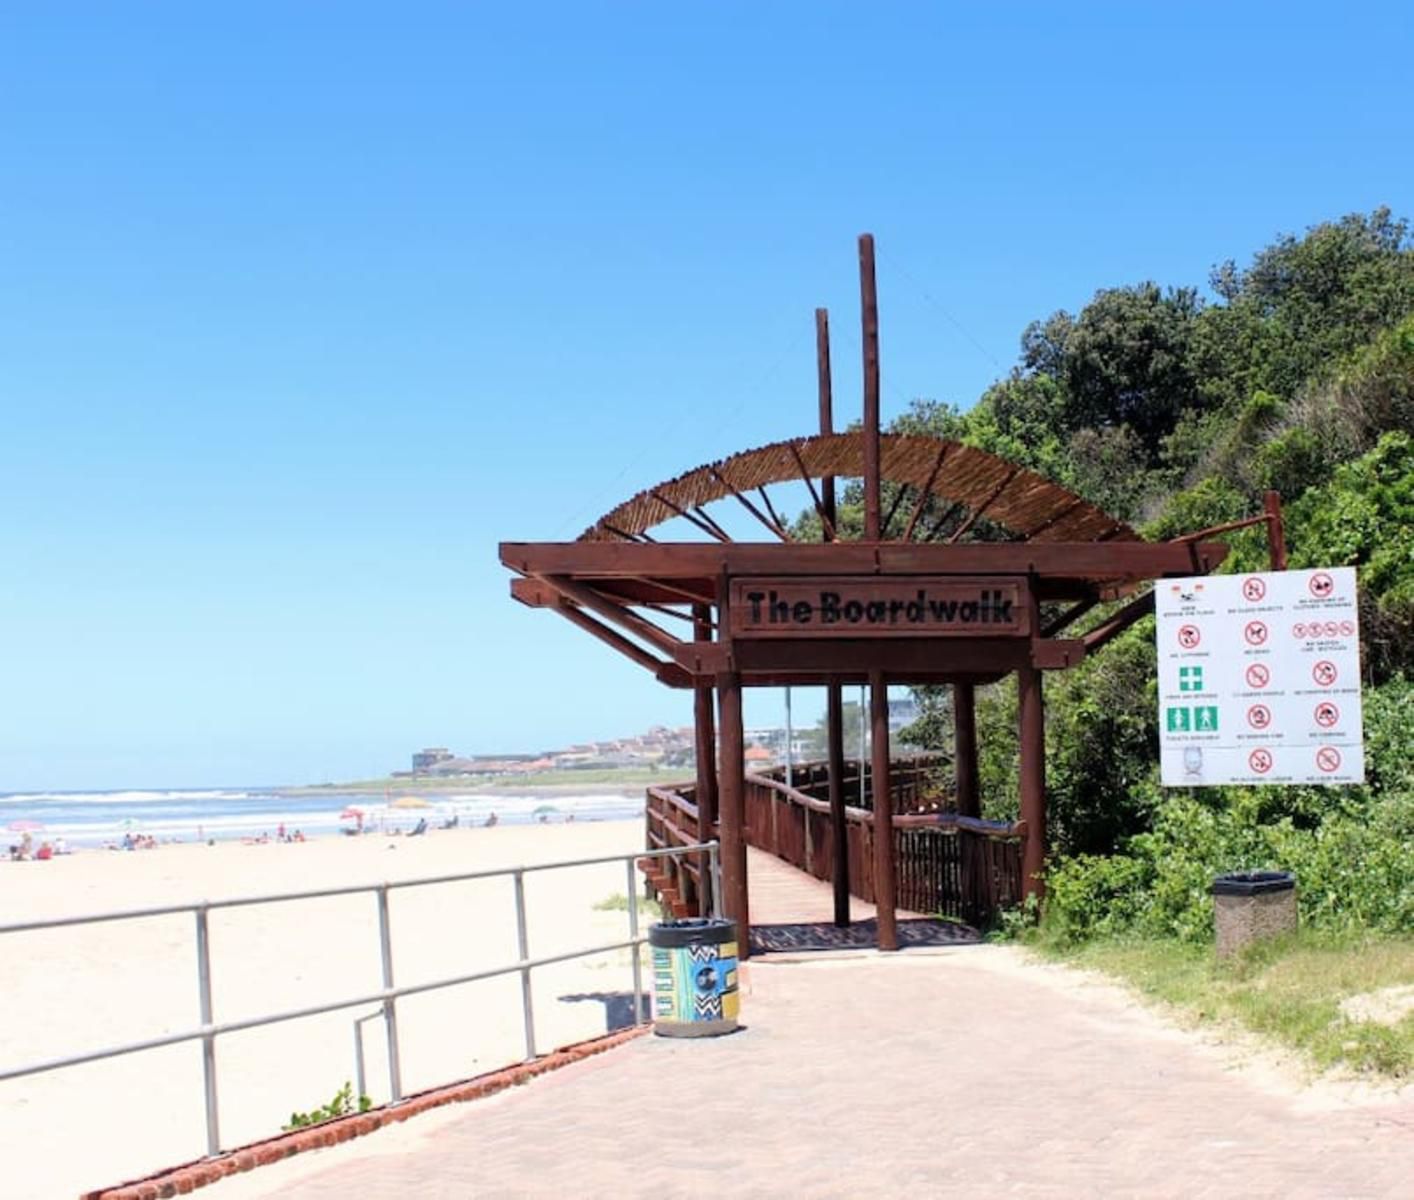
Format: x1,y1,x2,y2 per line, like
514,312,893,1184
0,840,721,1162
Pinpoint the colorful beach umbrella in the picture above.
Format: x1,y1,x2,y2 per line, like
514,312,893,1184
338,806,365,819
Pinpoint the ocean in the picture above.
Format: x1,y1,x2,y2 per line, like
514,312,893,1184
0,787,647,848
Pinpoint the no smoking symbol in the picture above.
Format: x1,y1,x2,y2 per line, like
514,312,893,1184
1314,701,1340,728
1242,577,1266,603
1249,749,1273,775
1247,704,1272,730
1312,660,1338,686
1245,663,1271,689
1316,746,1342,774
1309,572,1335,599
1177,625,1201,649
1244,620,1268,646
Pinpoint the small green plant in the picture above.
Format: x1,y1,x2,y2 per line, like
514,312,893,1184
594,892,662,918
282,1081,373,1131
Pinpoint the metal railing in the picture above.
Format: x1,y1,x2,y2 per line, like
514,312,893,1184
0,840,720,1161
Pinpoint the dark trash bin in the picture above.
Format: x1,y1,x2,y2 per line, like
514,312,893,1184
1211,871,1297,960
648,917,740,1037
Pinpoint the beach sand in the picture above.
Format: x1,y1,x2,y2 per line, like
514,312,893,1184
0,819,652,1200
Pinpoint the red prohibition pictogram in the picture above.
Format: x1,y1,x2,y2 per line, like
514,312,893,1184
1242,577,1266,603
1249,748,1273,775
1247,703,1272,730
1245,663,1271,689
1323,621,1340,638
1244,620,1268,646
1309,572,1335,599
1316,746,1343,774
1339,620,1355,637
1292,623,1308,639
1177,624,1201,649
1312,660,1338,687
1314,701,1340,728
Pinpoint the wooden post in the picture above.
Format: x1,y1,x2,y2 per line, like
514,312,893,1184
817,305,850,926
827,678,849,925
1017,663,1046,903
870,668,897,950
693,604,718,917
953,682,980,818
1263,490,1288,571
717,670,750,957
859,234,882,542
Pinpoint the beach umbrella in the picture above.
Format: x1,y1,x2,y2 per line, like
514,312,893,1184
390,796,432,810
338,806,365,819
7,819,44,833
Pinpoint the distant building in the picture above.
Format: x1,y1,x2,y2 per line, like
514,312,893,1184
412,747,453,772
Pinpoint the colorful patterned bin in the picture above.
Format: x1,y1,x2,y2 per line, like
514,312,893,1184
648,918,740,1037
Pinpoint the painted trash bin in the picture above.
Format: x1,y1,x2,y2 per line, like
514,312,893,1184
648,917,740,1037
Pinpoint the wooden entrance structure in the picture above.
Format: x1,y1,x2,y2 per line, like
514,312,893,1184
501,236,1230,956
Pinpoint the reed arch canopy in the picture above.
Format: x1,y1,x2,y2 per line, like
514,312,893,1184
578,431,1139,549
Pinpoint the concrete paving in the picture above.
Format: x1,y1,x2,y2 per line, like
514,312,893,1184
211,942,1414,1199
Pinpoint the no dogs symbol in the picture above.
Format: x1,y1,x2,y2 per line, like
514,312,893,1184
1244,620,1268,646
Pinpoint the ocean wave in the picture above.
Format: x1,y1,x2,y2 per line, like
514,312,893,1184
0,789,260,805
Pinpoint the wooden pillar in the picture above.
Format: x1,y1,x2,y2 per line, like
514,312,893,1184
1263,490,1288,571
827,679,850,926
869,668,897,950
859,234,882,541
717,671,750,957
692,605,718,917
1017,663,1046,902
953,682,980,818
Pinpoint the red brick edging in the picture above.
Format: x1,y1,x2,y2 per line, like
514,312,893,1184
83,1025,651,1200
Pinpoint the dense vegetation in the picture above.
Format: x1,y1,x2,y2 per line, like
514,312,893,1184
854,209,1412,946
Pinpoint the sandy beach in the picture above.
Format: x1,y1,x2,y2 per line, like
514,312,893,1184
0,819,653,1200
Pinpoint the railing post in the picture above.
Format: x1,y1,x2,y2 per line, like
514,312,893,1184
375,885,403,1101
709,841,723,920
625,859,646,1025
513,869,537,1060
194,905,221,1157
353,1017,368,1103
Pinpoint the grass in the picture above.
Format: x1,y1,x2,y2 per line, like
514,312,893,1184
594,892,664,919
1036,931,1414,1079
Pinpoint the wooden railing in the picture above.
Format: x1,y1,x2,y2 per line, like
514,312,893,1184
646,757,1023,928
644,782,711,916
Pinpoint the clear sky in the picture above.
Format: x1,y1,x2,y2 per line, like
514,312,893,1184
2,3,1410,789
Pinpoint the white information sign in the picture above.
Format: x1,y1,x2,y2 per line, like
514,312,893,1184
1156,566,1364,786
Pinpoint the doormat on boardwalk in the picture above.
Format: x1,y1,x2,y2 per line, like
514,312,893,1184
749,917,981,954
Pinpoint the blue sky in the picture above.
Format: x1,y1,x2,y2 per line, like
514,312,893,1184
2,4,1410,789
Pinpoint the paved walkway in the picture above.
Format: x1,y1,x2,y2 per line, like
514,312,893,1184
213,945,1414,1199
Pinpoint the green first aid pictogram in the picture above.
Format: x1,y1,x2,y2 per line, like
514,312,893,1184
1165,707,1191,732
1179,666,1203,692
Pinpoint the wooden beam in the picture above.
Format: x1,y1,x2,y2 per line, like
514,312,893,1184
709,466,791,542
1018,659,1045,904
757,486,789,537
500,540,1232,581
1082,590,1155,651
947,467,1020,543
553,603,672,679
860,234,882,540
900,441,950,543
788,442,837,541
538,574,684,659
649,489,731,543
1042,597,1098,638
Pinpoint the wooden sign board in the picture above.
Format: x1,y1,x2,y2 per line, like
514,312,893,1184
728,576,1029,639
